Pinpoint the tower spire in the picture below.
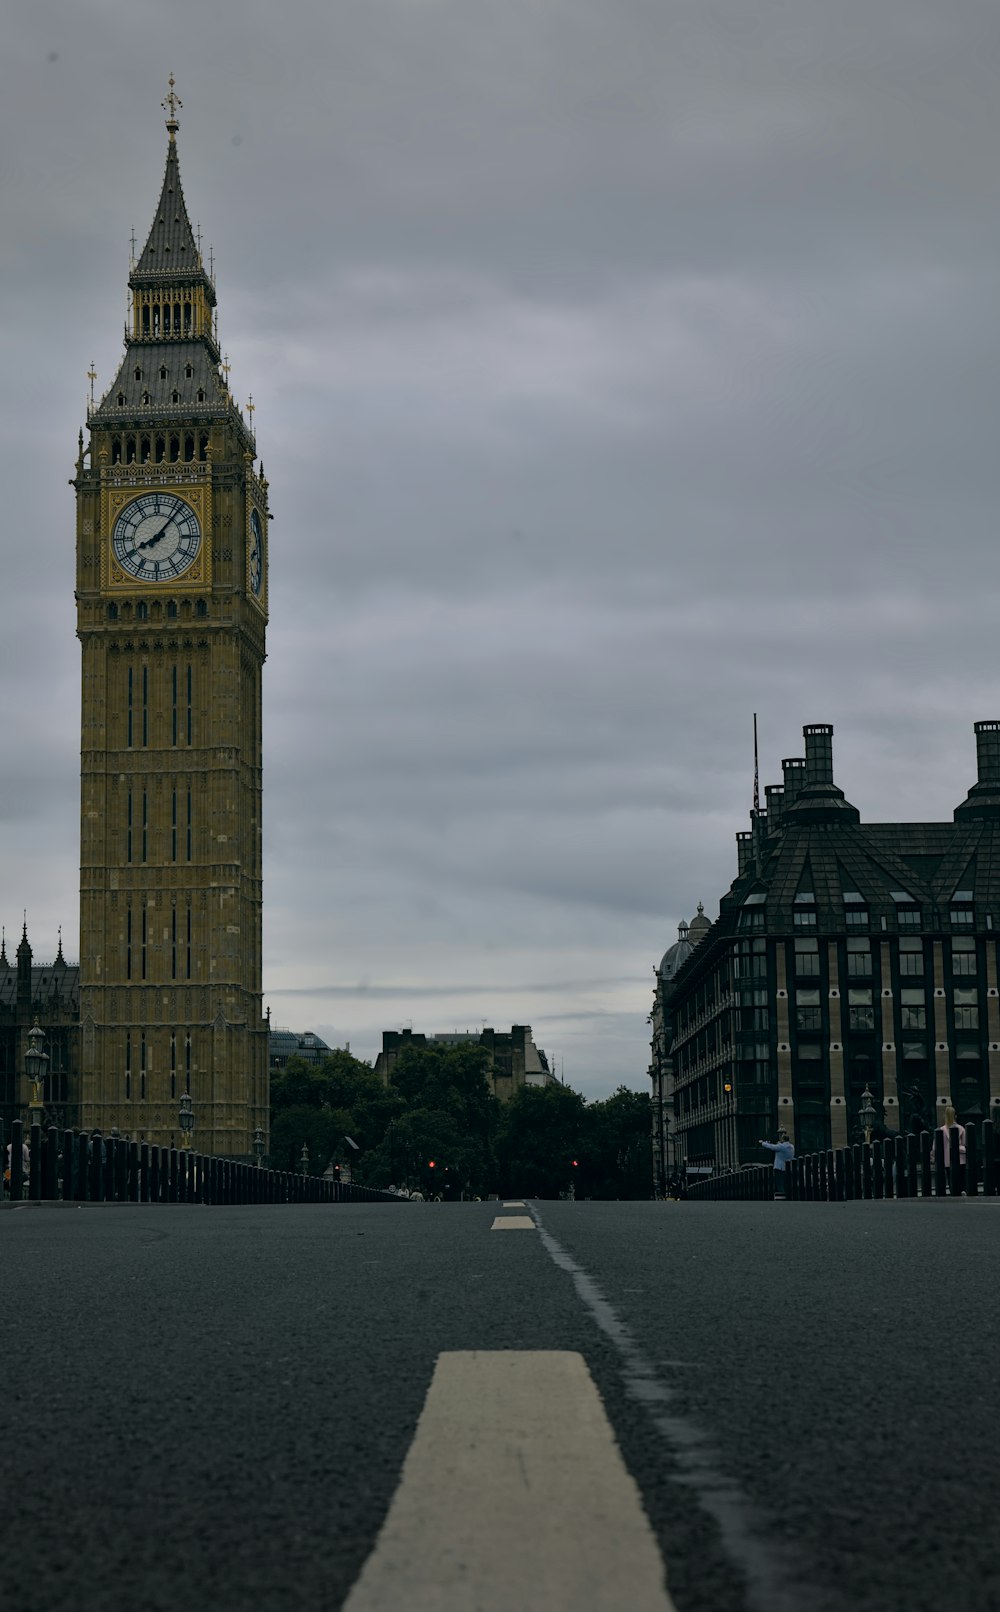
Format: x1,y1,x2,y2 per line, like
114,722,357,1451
162,72,182,141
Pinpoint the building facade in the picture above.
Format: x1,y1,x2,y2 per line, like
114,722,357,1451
0,928,81,1132
662,722,1000,1173
72,88,269,1154
374,1026,556,1101
648,906,709,1193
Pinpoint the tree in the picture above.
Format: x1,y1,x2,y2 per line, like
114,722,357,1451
496,1083,587,1199
583,1087,653,1199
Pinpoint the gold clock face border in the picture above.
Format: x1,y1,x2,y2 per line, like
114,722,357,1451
103,483,212,592
246,494,268,617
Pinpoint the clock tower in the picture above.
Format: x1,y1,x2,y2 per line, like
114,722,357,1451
74,83,269,1156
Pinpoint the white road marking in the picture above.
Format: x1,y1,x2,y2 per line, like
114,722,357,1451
502,1200,526,1207
491,1214,535,1229
342,1350,676,1612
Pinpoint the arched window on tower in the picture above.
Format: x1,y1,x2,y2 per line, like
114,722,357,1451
195,599,208,619
134,367,142,382
159,365,167,381
111,437,122,464
136,601,148,622
140,436,151,464
166,600,178,619
173,302,181,333
199,433,209,460
184,302,192,332
185,364,193,379
117,393,125,408
142,391,150,406
169,434,180,463
172,390,180,405
107,603,119,621
125,436,136,464
152,305,160,337
155,435,165,464
184,433,195,463
142,304,150,335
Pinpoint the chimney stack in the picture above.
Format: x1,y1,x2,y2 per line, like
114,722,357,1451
803,724,835,788
765,783,785,833
736,830,752,876
955,721,1000,821
782,757,806,805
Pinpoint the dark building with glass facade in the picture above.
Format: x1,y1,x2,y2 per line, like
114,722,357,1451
665,721,1000,1171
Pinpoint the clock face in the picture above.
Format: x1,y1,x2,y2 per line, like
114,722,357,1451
112,493,202,582
248,507,263,597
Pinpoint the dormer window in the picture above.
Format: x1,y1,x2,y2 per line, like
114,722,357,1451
142,391,150,405
172,390,180,404
134,367,142,381
197,389,205,403
160,366,167,380
117,394,125,406
185,365,193,379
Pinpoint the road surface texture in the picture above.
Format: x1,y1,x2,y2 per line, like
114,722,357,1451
2,1197,997,1611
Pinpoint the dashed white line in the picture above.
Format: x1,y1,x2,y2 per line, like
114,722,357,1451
491,1215,535,1230
342,1350,676,1611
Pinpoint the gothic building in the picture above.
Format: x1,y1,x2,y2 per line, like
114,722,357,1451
0,927,80,1131
658,722,1000,1174
70,84,270,1155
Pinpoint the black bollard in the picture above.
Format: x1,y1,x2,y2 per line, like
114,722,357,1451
44,1126,59,1200
920,1129,933,1197
834,1149,846,1202
872,1143,884,1198
948,1126,962,1197
28,1123,42,1200
150,1145,160,1203
904,1134,918,1198
62,1129,75,1202
895,1135,908,1198
103,1138,115,1201
9,1119,25,1201
966,1125,979,1198
882,1138,894,1199
933,1128,946,1197
139,1142,150,1203
76,1131,89,1201
983,1120,997,1198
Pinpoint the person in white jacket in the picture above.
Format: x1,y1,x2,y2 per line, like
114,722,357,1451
760,1130,795,1197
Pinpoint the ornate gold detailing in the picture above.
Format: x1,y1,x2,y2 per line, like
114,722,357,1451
162,74,182,138
101,480,212,593
87,363,97,407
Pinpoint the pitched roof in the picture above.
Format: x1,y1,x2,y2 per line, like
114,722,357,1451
131,134,214,301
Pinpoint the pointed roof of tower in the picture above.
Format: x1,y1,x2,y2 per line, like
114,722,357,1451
0,928,7,969
130,80,215,303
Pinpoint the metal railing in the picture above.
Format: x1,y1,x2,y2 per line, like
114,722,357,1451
1,1120,402,1208
683,1121,998,1202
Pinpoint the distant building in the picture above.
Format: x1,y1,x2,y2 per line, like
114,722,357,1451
268,1029,335,1072
649,906,710,1193
661,721,1000,1175
374,1025,555,1101
0,926,81,1131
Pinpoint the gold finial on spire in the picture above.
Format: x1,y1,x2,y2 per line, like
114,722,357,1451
247,393,255,425
221,353,231,393
87,363,97,407
162,73,182,138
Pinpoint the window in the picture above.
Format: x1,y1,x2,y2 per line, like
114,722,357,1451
901,1041,928,1060
107,603,118,622
797,1043,822,1060
950,908,974,929
845,908,869,929
900,988,926,1031
897,907,922,928
954,987,979,1030
739,908,765,930
795,939,820,977
848,988,874,1031
952,952,977,977
846,939,872,977
899,951,924,976
794,909,817,928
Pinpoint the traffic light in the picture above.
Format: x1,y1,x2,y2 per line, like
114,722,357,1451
572,1159,579,1168
428,1159,436,1170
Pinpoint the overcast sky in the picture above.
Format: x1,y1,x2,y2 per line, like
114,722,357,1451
2,1,999,1098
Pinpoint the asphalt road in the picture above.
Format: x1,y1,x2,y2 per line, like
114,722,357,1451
2,1197,998,1612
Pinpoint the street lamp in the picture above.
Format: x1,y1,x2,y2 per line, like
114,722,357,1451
253,1126,265,1168
300,1142,309,1178
178,1091,194,1150
24,1018,49,1131
858,1086,877,1145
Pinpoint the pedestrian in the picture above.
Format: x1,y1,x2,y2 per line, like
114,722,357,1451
760,1129,795,1198
937,1102,967,1189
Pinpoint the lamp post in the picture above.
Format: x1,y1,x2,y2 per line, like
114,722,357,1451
300,1142,309,1178
178,1091,194,1151
859,1086,877,1145
253,1126,265,1168
24,1018,49,1132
